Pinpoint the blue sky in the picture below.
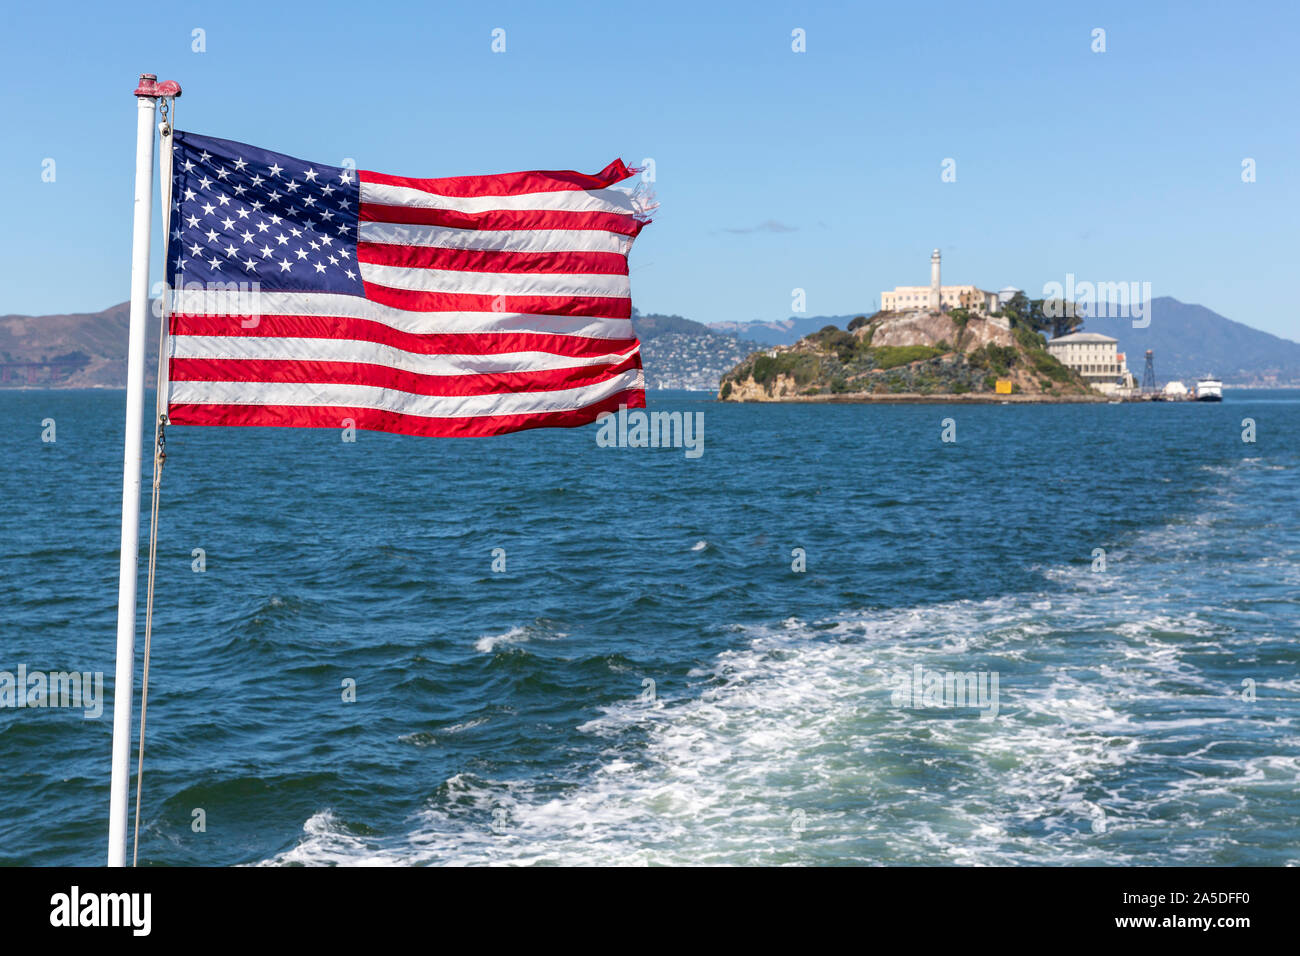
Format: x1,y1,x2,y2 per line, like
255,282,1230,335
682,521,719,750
3,0,1298,339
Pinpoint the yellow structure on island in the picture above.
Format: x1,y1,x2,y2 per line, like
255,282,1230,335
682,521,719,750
995,379,1013,394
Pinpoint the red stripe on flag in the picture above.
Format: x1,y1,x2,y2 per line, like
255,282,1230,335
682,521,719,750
166,388,647,438
168,352,643,398
359,203,646,237
358,159,634,198
356,242,629,276
359,285,632,318
169,314,637,358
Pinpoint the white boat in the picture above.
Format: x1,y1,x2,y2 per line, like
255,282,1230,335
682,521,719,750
1195,376,1223,402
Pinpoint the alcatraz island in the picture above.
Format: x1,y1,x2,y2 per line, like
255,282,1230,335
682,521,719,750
718,250,1128,404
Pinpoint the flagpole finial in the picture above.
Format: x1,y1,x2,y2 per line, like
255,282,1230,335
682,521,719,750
134,74,182,98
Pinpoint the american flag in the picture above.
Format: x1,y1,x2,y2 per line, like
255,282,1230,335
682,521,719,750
163,131,650,437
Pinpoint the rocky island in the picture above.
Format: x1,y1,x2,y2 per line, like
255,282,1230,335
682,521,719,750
717,303,1103,403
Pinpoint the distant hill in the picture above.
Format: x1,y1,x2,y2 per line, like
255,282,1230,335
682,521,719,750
0,301,159,387
1084,297,1300,386
632,310,763,389
707,314,867,346
629,310,712,339
0,302,750,392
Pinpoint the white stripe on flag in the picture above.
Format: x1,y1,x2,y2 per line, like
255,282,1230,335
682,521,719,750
170,290,636,334
170,335,638,374
357,222,632,255
360,181,636,215
169,368,645,418
358,263,631,299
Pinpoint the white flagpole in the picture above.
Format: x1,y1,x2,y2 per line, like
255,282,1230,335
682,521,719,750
108,73,173,868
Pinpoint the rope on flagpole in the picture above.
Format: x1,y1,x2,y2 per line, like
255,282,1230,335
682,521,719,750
132,94,176,867
131,414,164,867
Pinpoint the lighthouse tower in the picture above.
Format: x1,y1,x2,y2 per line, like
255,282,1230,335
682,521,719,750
929,249,941,311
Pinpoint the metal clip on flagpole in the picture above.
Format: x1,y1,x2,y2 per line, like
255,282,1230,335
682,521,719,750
108,72,181,868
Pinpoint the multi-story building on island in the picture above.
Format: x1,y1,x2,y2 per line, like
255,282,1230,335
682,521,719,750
1045,331,1137,395
880,250,1000,315
879,251,1139,396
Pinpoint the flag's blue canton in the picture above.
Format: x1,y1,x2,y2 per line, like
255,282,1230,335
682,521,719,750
166,131,363,295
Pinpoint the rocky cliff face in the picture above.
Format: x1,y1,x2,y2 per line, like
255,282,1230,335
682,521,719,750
867,310,1014,349
718,309,1095,401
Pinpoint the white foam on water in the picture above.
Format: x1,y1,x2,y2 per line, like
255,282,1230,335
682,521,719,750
473,623,568,654
260,811,390,867
474,626,531,653
264,458,1300,866
276,598,1291,865
397,717,491,748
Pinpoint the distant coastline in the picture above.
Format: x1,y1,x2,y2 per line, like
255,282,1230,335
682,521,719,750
721,391,1111,404
5,296,1300,392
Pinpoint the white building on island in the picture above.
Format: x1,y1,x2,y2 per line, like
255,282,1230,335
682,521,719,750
880,250,1000,315
1046,331,1137,395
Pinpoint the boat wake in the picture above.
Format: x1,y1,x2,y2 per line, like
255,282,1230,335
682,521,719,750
263,458,1300,866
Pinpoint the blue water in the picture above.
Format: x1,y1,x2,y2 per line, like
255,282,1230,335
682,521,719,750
2,389,1298,865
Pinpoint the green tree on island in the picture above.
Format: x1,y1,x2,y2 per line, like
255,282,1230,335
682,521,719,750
998,292,1083,339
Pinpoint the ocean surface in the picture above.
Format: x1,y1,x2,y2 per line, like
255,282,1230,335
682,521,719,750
2,388,1298,866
